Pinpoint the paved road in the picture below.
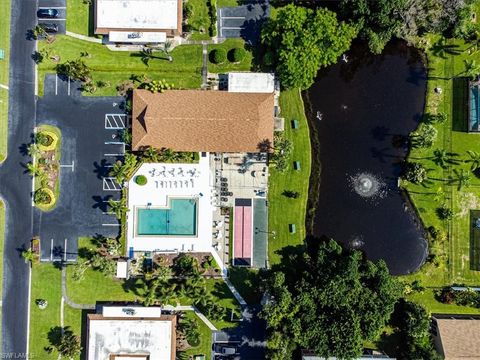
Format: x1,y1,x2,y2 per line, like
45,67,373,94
0,0,37,356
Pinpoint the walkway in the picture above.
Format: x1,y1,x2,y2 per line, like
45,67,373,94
60,267,95,310
60,266,218,330
66,31,102,44
201,43,208,89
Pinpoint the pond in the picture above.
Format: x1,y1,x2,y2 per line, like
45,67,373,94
305,41,428,275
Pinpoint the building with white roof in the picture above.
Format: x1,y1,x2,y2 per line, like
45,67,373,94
86,306,176,360
227,72,276,93
94,0,182,42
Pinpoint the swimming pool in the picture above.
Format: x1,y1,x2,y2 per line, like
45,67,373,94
470,85,480,131
137,198,197,236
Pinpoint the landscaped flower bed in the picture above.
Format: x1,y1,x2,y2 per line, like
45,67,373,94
29,125,61,211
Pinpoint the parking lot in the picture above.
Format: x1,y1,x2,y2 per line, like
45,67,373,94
34,76,127,261
217,1,269,44
211,306,266,360
38,0,66,35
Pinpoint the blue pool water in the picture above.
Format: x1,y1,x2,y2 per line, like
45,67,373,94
470,85,479,131
137,199,197,236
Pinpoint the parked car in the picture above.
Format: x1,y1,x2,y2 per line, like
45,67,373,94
37,8,59,18
38,23,59,33
213,344,238,355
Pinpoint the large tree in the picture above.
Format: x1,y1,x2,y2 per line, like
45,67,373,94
261,5,357,89
261,240,402,359
340,0,407,54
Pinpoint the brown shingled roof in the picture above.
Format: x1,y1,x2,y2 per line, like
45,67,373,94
132,89,274,153
435,318,480,359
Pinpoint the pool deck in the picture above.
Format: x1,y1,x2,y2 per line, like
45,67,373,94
126,155,214,254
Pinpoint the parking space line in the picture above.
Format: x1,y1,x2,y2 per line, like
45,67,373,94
63,239,67,262
38,6,66,9
50,238,53,261
222,27,242,30
102,223,121,226
67,76,70,96
40,18,66,21
104,153,124,157
222,16,246,19
105,114,127,129
55,74,58,95
105,141,125,145
60,161,74,171
103,177,122,191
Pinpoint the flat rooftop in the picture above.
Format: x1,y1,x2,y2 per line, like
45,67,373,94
87,307,175,360
228,72,275,93
95,0,180,32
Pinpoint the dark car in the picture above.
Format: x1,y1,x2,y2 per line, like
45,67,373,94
213,344,238,355
37,8,59,18
38,23,59,33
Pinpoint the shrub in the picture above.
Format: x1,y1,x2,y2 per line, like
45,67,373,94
404,162,427,184
438,288,455,304
436,206,453,220
229,48,246,63
210,49,227,64
36,132,54,147
135,175,148,186
263,51,275,67
34,188,53,205
410,124,437,148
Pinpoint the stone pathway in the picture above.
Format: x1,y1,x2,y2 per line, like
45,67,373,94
224,277,247,306
66,31,102,44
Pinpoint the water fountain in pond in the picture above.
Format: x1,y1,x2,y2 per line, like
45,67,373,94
348,234,365,249
349,172,387,199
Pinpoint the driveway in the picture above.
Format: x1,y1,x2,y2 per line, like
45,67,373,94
217,1,269,44
212,306,266,359
38,0,67,35
33,75,125,261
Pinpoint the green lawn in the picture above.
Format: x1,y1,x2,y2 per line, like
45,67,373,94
217,0,240,7
29,264,63,359
181,311,212,359
38,36,202,96
401,36,480,313
187,0,212,40
0,0,11,161
268,89,312,265
66,0,91,36
207,39,253,73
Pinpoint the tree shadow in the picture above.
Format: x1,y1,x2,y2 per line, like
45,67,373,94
92,195,113,212
93,159,113,179
452,77,469,132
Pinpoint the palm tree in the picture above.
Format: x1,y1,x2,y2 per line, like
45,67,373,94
142,146,160,162
466,150,480,171
110,160,128,183
107,197,127,219
27,143,41,157
26,162,42,177
464,59,480,80
32,25,47,39
22,248,36,262
158,148,179,163
433,149,449,168
163,40,173,62
450,169,472,191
